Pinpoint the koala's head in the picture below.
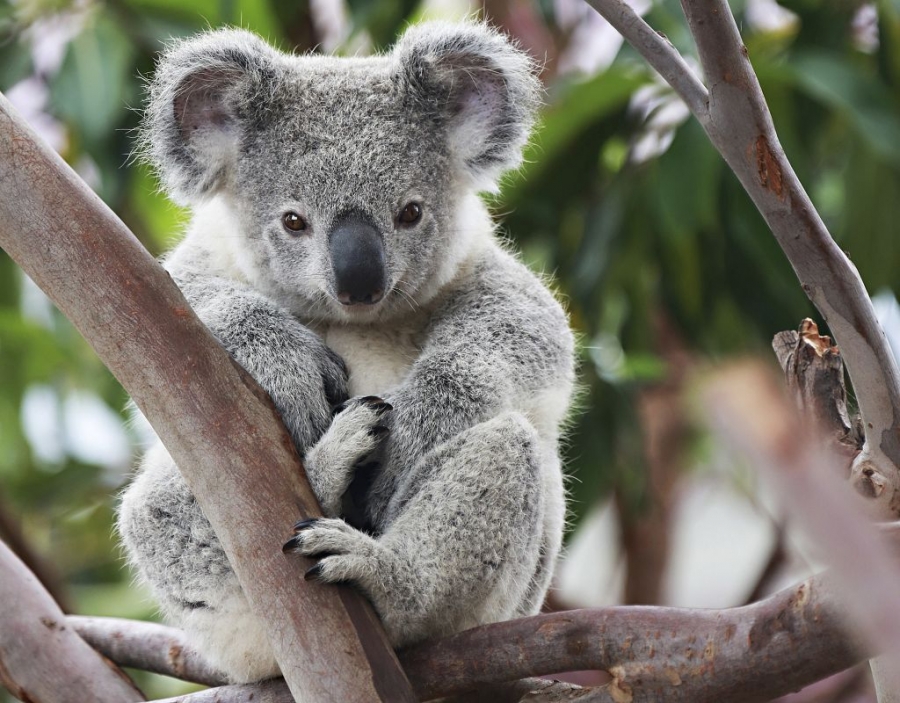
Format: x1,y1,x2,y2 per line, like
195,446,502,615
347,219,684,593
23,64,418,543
142,22,539,322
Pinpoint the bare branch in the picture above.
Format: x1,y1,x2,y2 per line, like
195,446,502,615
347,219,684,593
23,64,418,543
677,0,900,513
0,540,145,702
75,570,871,703
582,0,900,515
404,577,865,701
0,92,414,702
582,0,708,118
69,616,225,687
701,362,900,657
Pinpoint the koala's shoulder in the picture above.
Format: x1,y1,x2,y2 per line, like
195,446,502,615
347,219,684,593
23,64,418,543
432,244,572,345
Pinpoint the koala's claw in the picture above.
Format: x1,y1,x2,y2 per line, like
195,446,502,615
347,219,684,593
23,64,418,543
359,396,394,413
284,518,385,596
334,396,393,417
293,518,320,532
305,398,394,517
304,563,325,581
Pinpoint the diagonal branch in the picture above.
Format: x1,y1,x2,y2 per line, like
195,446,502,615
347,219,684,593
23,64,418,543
0,92,414,702
679,0,900,496
582,0,900,518
0,540,145,702
581,0,708,118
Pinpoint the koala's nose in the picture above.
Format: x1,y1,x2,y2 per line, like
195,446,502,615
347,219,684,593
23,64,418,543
328,210,387,306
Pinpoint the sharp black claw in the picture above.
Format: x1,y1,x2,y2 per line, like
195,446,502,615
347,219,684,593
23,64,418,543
368,424,390,438
282,535,302,552
305,563,324,581
331,400,350,416
359,396,393,414
293,518,319,532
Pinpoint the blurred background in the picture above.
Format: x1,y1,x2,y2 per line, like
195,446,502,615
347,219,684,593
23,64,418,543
0,0,899,699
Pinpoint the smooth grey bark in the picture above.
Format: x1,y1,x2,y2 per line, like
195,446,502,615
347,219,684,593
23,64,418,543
0,91,415,703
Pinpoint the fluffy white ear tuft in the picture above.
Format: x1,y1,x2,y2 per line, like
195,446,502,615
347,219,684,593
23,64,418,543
395,21,541,192
140,29,282,205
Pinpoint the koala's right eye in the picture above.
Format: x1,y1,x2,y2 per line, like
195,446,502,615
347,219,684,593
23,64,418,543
282,212,308,234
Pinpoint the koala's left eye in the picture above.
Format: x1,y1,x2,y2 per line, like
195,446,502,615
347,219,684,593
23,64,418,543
397,202,423,227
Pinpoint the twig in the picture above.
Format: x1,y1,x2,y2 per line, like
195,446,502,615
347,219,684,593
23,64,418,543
0,540,145,702
581,0,708,118
0,91,414,702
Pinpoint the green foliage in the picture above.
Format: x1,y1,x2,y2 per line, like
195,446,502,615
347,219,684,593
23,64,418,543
0,0,898,697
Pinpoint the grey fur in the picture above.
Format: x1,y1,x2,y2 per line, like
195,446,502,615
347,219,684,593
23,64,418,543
119,21,574,684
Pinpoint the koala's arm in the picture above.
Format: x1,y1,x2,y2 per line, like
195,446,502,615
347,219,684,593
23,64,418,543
385,248,574,477
165,259,348,454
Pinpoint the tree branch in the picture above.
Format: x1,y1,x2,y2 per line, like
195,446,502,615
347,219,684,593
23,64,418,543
0,540,145,702
72,567,871,703
582,0,900,517
0,93,415,702
679,0,900,503
581,0,708,118
69,616,225,687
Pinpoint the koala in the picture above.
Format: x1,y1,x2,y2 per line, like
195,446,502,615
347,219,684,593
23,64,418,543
117,21,576,684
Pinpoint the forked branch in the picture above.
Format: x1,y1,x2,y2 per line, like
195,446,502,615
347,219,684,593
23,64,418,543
582,0,900,516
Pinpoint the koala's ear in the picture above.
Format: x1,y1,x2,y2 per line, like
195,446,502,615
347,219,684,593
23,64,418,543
394,22,541,192
141,29,281,205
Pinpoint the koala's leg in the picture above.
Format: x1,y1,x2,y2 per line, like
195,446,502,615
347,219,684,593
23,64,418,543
117,442,278,683
285,411,546,647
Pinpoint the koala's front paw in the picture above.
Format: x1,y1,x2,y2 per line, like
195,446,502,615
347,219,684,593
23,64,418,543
303,396,392,516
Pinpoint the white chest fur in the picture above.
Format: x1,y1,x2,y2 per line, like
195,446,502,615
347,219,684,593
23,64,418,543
321,322,424,397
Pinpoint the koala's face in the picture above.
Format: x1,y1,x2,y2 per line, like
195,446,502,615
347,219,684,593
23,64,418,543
229,65,459,320
143,24,539,321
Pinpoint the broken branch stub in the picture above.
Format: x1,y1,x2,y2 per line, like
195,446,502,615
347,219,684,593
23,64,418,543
773,319,863,468
773,319,890,506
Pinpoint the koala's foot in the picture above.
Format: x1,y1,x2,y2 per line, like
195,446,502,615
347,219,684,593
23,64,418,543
304,396,392,516
283,517,389,587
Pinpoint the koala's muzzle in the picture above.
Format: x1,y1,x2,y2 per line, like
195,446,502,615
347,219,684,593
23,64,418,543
329,210,387,306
